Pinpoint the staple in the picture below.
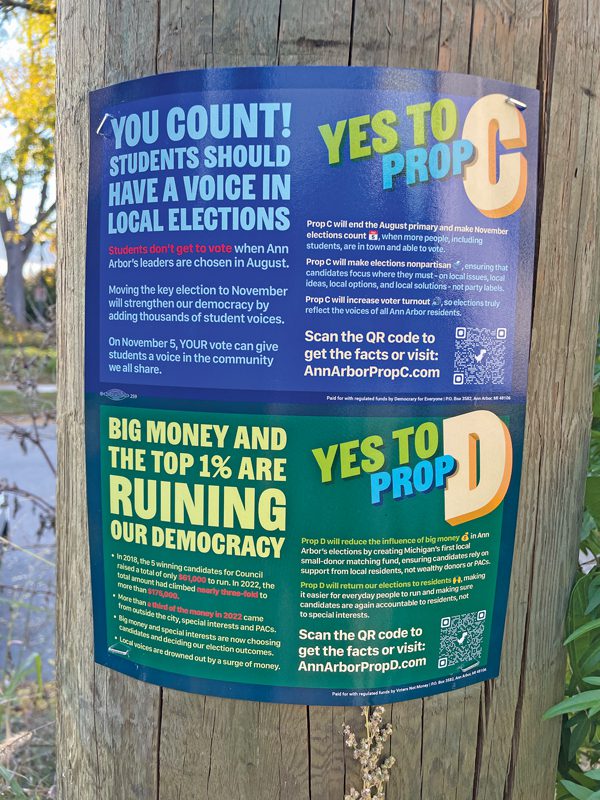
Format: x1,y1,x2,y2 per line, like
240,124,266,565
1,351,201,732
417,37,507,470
96,112,114,136
505,96,527,110
108,644,130,657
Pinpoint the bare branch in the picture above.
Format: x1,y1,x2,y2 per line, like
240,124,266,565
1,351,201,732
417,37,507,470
23,200,55,239
0,583,55,597
35,168,50,224
0,417,57,477
0,483,55,515
0,534,55,564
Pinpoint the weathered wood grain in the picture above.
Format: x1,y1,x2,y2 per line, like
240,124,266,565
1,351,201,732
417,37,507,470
278,0,353,65
503,3,600,797
56,0,600,798
56,1,163,797
157,0,213,72
437,1,473,73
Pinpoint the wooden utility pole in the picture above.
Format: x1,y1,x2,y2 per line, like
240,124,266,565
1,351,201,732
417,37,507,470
56,2,600,798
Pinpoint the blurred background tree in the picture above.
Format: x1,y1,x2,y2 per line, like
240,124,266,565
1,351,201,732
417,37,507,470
0,0,55,326
0,2,55,16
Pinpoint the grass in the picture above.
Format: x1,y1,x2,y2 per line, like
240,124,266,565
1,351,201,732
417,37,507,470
0,328,56,416
0,668,56,799
0,391,56,418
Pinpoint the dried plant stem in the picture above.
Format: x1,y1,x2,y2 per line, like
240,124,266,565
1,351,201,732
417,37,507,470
0,483,55,516
343,706,396,800
0,415,56,477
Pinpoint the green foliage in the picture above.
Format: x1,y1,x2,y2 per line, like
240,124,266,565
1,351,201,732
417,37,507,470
0,8,55,217
582,330,600,560
0,389,55,416
549,326,600,798
0,2,56,323
548,571,600,798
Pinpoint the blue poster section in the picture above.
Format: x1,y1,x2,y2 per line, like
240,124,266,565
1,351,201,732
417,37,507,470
85,67,539,705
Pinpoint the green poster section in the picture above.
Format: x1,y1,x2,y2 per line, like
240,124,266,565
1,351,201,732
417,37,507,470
101,405,502,691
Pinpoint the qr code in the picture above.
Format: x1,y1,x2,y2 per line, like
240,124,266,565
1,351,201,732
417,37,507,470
438,611,486,669
453,327,506,385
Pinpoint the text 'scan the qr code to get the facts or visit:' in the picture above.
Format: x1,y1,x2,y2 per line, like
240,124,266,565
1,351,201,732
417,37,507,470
84,67,539,706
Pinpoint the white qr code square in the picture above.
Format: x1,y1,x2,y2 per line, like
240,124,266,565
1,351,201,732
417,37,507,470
439,611,486,668
453,327,506,385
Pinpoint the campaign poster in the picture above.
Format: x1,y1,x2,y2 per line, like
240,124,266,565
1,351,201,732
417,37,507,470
85,67,538,705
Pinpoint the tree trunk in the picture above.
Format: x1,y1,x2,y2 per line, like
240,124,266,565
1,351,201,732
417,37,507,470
3,244,27,326
56,2,600,799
